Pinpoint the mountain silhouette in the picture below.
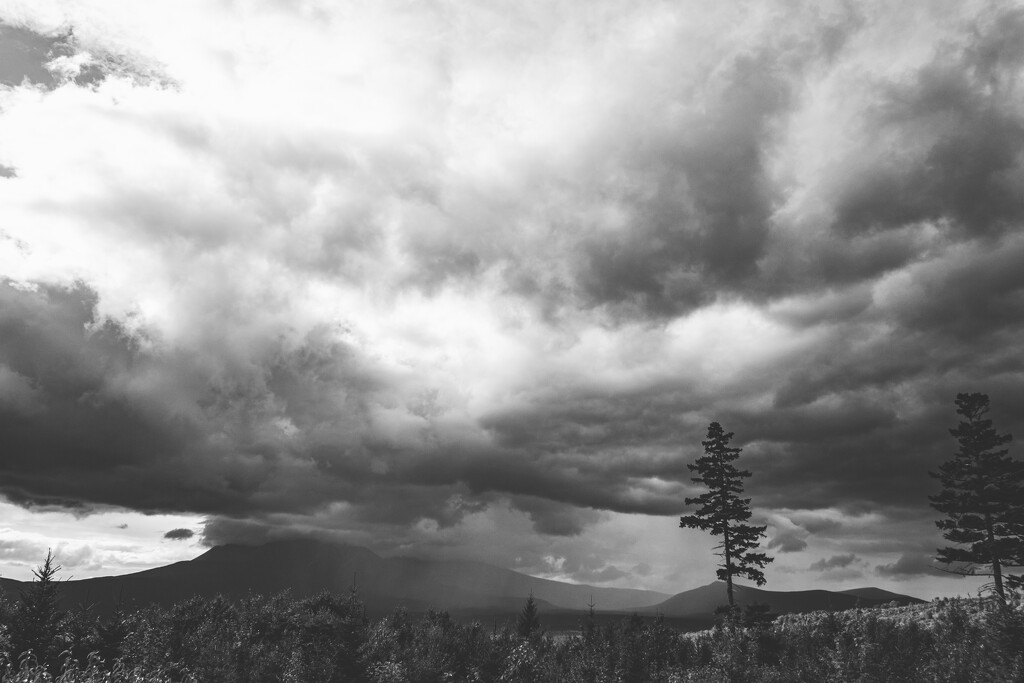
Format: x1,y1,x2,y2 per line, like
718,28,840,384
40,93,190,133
649,580,923,618
0,539,668,617
0,541,923,627
836,587,924,603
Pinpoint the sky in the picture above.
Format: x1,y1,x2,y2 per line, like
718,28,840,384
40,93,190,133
0,0,1022,600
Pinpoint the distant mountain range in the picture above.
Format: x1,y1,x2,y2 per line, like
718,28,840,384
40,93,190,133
0,539,923,627
0,539,667,616
647,581,923,618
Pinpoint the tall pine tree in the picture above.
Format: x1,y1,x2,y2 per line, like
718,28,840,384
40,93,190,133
930,393,1024,600
680,422,773,607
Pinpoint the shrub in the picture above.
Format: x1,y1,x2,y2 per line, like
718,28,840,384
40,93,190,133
5,586,1024,682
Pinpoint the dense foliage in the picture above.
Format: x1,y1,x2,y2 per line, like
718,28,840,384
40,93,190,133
1,589,1023,682
930,392,1024,600
680,421,773,606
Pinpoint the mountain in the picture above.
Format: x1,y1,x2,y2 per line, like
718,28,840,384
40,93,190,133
837,587,925,603
0,541,924,628
649,581,924,618
0,539,669,617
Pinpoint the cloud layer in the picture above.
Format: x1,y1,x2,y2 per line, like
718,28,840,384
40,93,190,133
1,0,1023,592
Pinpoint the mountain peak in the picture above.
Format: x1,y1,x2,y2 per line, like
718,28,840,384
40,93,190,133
1,540,667,616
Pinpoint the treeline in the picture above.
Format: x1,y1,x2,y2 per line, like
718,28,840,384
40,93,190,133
1,587,1023,682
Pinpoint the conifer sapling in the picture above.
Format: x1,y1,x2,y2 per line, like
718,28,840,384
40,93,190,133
517,593,541,637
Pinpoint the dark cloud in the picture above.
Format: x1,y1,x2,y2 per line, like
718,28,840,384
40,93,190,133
3,271,1021,568
884,236,1024,340
789,514,842,536
0,21,61,87
835,11,1024,239
768,533,807,554
508,496,601,536
757,6,1024,301
199,518,298,548
483,5,874,321
473,5,1024,525
748,378,1024,514
0,279,383,517
542,50,794,319
730,397,898,444
163,528,195,541
0,280,682,546
876,553,955,580
810,553,858,572
0,21,132,90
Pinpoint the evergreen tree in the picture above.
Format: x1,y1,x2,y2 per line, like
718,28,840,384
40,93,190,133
9,550,63,670
580,596,597,643
516,593,541,638
930,392,1024,601
680,421,773,606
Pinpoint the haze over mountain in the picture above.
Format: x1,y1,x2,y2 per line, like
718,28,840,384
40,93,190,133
0,540,668,617
0,540,921,629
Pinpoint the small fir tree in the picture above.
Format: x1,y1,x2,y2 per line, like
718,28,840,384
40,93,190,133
10,550,63,670
680,421,773,607
516,593,541,638
930,392,1024,601
580,596,597,643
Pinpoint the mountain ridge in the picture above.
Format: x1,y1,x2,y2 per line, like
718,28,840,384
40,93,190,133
0,540,924,624
647,580,924,618
0,539,668,616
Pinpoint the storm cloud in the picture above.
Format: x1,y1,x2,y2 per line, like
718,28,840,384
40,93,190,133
810,554,859,572
1,0,1023,593
876,553,955,580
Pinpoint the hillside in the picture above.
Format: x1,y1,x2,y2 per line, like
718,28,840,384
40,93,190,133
0,541,923,626
0,539,668,617
837,587,925,603
650,580,923,618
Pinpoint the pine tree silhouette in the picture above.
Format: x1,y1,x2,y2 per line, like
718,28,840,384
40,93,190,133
581,596,597,643
930,393,1024,601
680,422,773,607
10,550,63,671
517,593,541,637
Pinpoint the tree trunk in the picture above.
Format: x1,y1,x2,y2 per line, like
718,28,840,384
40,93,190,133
985,513,1005,601
723,524,734,607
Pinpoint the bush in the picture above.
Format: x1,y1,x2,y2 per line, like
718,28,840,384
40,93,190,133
4,587,1023,682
